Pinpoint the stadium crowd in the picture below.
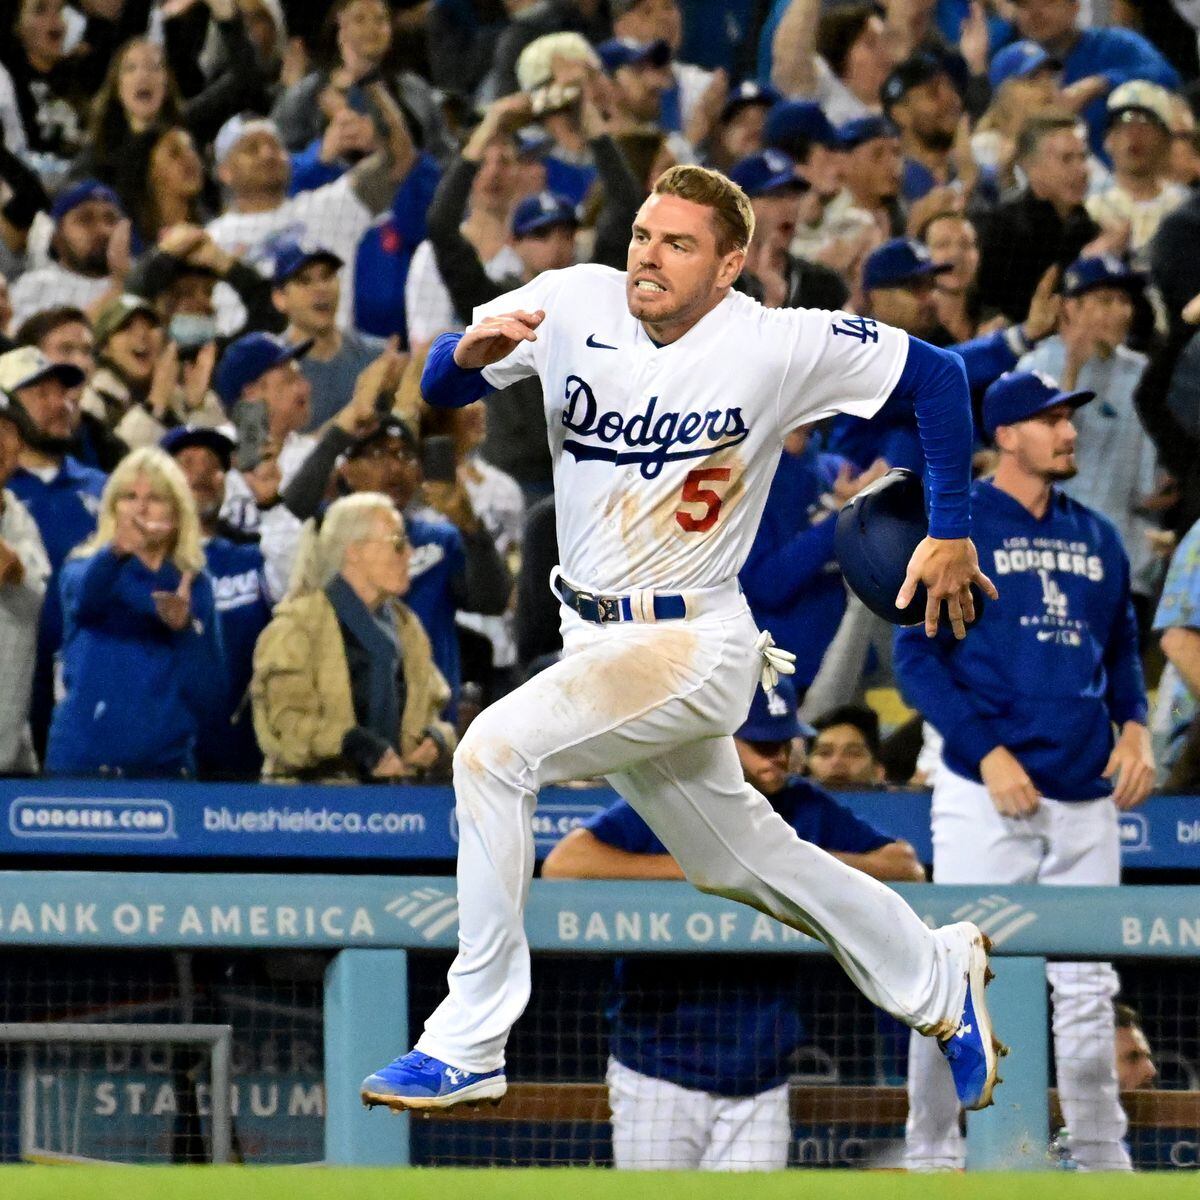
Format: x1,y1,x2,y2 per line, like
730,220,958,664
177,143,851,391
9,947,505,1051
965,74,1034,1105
0,0,1194,794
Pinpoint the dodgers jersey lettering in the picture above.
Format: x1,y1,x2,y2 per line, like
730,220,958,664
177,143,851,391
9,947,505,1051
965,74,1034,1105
472,264,909,594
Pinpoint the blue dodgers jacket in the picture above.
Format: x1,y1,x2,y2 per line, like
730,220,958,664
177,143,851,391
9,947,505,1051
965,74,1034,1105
740,440,849,687
894,479,1148,800
45,548,226,775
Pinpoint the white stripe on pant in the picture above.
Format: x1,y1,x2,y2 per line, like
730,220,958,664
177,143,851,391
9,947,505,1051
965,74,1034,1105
415,597,973,1073
905,758,1129,1171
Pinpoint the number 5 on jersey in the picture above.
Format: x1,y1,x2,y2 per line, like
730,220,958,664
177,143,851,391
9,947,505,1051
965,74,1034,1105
676,467,732,533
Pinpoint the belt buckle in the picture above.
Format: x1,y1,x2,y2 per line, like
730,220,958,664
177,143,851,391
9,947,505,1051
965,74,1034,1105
597,595,621,623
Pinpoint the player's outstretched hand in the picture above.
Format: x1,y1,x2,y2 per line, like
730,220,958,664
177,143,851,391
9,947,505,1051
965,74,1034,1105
980,746,1040,817
897,535,999,639
454,310,546,370
1103,722,1155,810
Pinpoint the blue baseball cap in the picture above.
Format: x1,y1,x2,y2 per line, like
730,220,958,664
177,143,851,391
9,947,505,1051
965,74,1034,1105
160,423,237,470
863,238,951,291
596,37,671,74
728,149,807,198
737,677,814,742
511,191,579,238
982,370,1094,438
988,40,1057,89
720,81,782,122
1062,254,1145,299
764,100,843,155
214,332,312,408
50,179,123,224
272,242,344,287
837,114,900,151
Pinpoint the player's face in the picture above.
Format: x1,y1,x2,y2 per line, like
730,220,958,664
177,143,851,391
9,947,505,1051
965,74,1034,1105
808,725,882,788
735,736,792,797
626,193,744,337
1115,1024,1157,1091
998,403,1078,481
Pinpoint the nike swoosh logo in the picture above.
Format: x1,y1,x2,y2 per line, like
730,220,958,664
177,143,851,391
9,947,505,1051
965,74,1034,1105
586,335,618,350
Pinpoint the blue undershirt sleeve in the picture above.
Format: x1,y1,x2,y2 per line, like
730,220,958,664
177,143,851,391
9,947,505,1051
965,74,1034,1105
887,337,973,540
420,332,498,409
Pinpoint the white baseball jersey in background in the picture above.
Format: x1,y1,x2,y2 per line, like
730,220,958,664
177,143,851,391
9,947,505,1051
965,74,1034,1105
416,264,978,1078
477,263,907,593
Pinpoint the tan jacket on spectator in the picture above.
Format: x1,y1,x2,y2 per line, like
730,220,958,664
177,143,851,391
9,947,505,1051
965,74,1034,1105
251,588,455,781
82,366,226,452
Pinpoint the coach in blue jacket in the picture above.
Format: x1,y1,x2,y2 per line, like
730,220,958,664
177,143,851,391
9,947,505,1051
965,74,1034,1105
543,679,922,1171
895,370,1154,1172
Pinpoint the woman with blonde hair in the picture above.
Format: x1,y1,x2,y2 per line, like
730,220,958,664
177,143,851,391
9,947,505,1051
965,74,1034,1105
252,493,455,782
45,447,225,777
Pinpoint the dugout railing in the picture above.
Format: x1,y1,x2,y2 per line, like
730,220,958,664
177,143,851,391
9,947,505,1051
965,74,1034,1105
0,871,1197,1170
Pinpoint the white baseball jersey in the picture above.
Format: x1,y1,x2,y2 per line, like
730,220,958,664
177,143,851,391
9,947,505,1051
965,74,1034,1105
472,263,909,594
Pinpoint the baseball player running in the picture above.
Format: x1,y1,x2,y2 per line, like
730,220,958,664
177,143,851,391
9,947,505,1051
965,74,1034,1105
896,370,1155,1171
362,165,1002,1115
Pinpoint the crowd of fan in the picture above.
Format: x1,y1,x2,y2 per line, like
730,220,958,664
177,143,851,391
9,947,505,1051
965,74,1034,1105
0,0,1199,786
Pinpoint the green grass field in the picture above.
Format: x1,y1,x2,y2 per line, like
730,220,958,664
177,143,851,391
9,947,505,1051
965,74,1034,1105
1,1168,1198,1200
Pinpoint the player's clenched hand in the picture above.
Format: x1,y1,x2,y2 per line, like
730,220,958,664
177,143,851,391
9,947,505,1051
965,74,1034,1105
454,310,545,370
1103,722,1155,810
980,746,1040,817
897,535,999,639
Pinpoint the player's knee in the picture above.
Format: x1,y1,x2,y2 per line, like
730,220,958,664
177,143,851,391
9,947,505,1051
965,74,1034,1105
453,719,525,789
688,863,760,905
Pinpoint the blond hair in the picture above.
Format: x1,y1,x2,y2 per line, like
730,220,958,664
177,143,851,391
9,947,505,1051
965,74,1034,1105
652,164,755,255
79,447,204,573
286,492,397,599
516,32,600,92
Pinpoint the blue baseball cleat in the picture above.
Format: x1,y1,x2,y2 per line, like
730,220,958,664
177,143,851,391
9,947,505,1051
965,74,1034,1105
361,1050,507,1112
939,924,1008,1111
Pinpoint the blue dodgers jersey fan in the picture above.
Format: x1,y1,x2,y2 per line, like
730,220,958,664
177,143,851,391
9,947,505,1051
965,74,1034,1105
198,535,273,776
402,513,467,708
895,478,1148,800
587,788,891,1097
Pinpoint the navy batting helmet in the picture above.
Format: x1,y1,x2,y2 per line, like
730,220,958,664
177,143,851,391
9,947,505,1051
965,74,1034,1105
835,468,986,626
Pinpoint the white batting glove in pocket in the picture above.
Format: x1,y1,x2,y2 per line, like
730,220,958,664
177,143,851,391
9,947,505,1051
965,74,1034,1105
754,630,796,690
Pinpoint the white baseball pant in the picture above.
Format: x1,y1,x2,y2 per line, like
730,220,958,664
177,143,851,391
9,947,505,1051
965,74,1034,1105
416,584,974,1072
606,1058,790,1170
905,763,1128,1172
